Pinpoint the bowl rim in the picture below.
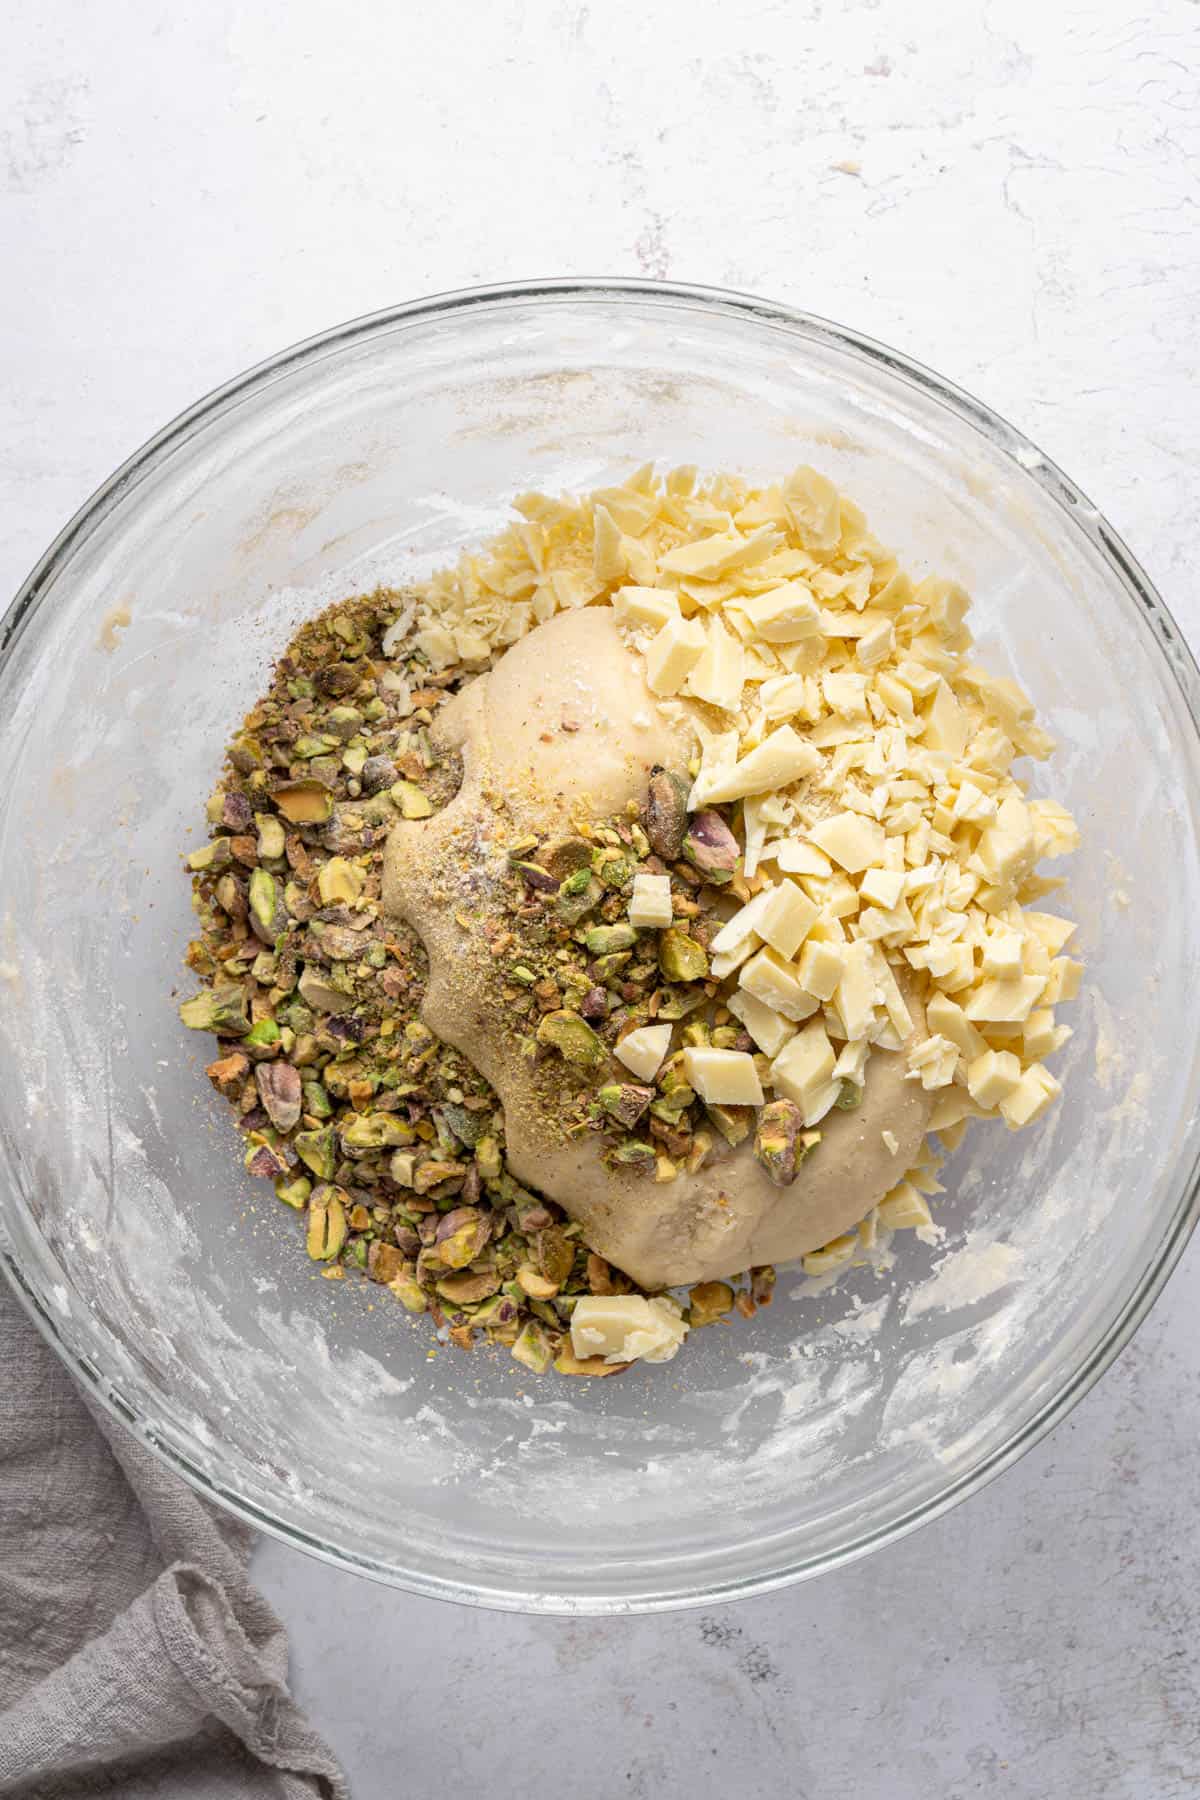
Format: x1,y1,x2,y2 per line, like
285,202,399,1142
2,275,1199,1614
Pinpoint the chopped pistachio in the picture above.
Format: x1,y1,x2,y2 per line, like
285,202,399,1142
753,1099,809,1186
682,810,739,882
535,1009,607,1070
318,857,365,905
644,765,689,860
389,1275,428,1313
179,990,250,1035
510,1321,555,1374
597,1082,653,1128
273,779,335,824
584,922,639,955
688,1281,735,1326
295,1126,336,1180
306,1189,347,1260
391,780,433,819
658,928,709,983
255,813,287,860
274,1174,312,1210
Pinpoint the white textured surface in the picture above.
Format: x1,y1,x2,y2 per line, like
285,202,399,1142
4,3,1200,1795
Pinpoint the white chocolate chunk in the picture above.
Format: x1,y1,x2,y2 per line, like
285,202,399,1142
982,927,1024,978
740,947,821,1022
925,991,986,1061
963,976,1045,1024
857,616,895,667
615,1023,673,1081
710,888,773,957
756,880,819,959
835,939,877,1040
797,937,845,1002
999,1062,1061,1128
658,527,779,579
906,1035,959,1090
808,811,886,874
613,585,679,630
699,726,822,804
770,837,833,877
628,872,673,929
759,673,814,720
877,1181,933,1231
644,614,706,696
738,580,822,643
727,990,796,1060
858,866,906,909
686,615,745,712
770,1021,838,1123
681,1046,765,1106
966,1048,1023,1107
570,1295,688,1365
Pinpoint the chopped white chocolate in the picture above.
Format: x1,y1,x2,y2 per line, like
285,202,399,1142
835,939,877,1040
681,1046,765,1107
802,1234,858,1276
710,889,773,957
615,1023,673,1081
570,1295,688,1365
686,616,745,712
881,1129,900,1155
644,614,707,696
925,991,987,1061
756,880,820,960
797,937,845,1002
699,726,822,804
808,811,886,874
728,989,797,1059
966,1049,1023,1108
963,976,1045,1024
628,872,673,929
877,1181,933,1232
613,585,679,630
738,580,822,643
770,837,833,877
658,526,780,579
771,1020,836,1114
906,1035,960,1090
740,947,821,1022
999,1063,1061,1129
859,866,907,910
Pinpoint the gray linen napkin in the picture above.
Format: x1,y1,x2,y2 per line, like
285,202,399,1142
0,1280,349,1799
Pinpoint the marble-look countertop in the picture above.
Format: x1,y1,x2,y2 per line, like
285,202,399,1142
4,3,1199,1794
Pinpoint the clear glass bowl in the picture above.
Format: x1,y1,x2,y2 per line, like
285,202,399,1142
2,280,1198,1614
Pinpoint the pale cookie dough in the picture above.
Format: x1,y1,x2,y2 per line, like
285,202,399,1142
383,607,934,1289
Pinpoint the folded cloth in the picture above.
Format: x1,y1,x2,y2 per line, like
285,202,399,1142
0,1280,348,1799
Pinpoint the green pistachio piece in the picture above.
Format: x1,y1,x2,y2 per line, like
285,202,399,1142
558,866,594,897
584,923,639,955
688,1281,736,1327
389,1276,428,1313
248,868,280,942
510,1321,555,1375
294,734,340,760
475,1135,502,1181
655,985,710,1020
243,1018,281,1051
178,990,250,1035
255,813,287,860
644,765,690,860
595,854,631,891
326,705,364,741
273,780,334,824
390,780,433,819
536,1010,607,1070
608,1140,657,1172
658,928,709,983
597,1083,653,1128
274,1175,312,1210
835,1080,863,1110
753,1099,814,1187
306,1189,347,1260
557,874,604,924
683,809,740,882
301,1080,333,1118
437,1268,501,1306
591,950,632,982
297,966,355,1014
295,1127,336,1180
340,1113,415,1154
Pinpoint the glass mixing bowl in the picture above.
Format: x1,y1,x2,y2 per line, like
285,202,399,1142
2,280,1198,1614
